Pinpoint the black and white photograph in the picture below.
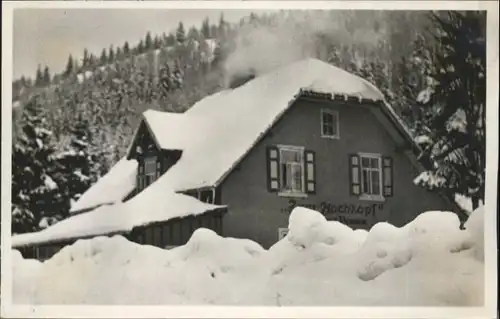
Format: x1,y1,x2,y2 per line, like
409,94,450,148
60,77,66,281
1,1,498,318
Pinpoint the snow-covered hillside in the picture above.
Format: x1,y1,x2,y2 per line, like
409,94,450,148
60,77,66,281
13,206,484,306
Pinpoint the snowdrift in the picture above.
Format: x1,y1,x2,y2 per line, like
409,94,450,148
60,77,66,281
12,206,485,306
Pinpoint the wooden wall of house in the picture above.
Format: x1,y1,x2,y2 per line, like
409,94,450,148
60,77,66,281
160,150,182,175
181,188,218,205
129,121,159,160
16,241,68,260
15,210,226,261
130,210,225,249
219,97,452,248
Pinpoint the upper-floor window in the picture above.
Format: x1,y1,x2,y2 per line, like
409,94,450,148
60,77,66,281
267,145,316,197
321,109,339,139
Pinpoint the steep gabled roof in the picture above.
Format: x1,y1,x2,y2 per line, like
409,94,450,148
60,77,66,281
125,110,187,159
74,58,414,212
134,58,389,192
15,59,427,249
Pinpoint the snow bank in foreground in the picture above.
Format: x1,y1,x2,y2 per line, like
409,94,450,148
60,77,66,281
12,250,42,304
13,206,484,306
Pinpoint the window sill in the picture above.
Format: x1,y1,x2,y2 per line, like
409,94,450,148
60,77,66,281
278,191,308,199
358,194,385,202
321,134,340,140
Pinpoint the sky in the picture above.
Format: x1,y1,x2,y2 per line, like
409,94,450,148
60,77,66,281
12,9,257,80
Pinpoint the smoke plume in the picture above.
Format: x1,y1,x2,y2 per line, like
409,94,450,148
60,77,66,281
223,10,388,88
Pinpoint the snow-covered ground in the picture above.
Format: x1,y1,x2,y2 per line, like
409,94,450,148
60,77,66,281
12,206,484,306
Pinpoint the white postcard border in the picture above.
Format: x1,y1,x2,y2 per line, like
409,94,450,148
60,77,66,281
1,1,498,318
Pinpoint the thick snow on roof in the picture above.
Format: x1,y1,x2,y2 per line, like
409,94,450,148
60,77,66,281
142,110,188,150
150,58,384,191
70,157,137,213
12,190,224,248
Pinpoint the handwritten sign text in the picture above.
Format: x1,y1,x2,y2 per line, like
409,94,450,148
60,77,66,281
280,199,384,226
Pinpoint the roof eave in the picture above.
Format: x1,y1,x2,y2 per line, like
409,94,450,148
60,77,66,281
213,93,303,188
12,206,228,249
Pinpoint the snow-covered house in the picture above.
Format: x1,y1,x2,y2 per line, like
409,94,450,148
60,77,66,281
13,58,458,258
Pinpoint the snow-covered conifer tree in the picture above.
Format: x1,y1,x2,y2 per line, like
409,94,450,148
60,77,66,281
414,11,486,209
54,114,98,212
176,22,186,44
11,96,63,233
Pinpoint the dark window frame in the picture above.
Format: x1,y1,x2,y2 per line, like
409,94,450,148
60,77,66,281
321,109,340,139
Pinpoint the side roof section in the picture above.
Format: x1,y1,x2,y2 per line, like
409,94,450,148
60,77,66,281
70,157,137,214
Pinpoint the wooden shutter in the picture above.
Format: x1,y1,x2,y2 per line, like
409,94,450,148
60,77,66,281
349,154,361,195
382,156,393,197
137,162,144,190
267,146,280,192
305,150,316,194
156,160,161,179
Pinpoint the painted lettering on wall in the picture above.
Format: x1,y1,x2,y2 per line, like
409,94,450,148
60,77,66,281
280,199,384,226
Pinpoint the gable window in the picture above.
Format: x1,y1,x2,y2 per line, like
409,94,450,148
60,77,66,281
267,145,316,197
144,156,158,186
349,153,393,201
138,156,161,192
321,109,339,138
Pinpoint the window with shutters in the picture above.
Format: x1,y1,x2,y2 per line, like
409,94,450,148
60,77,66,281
360,154,382,198
349,153,393,201
267,145,315,197
321,109,340,139
280,146,304,194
